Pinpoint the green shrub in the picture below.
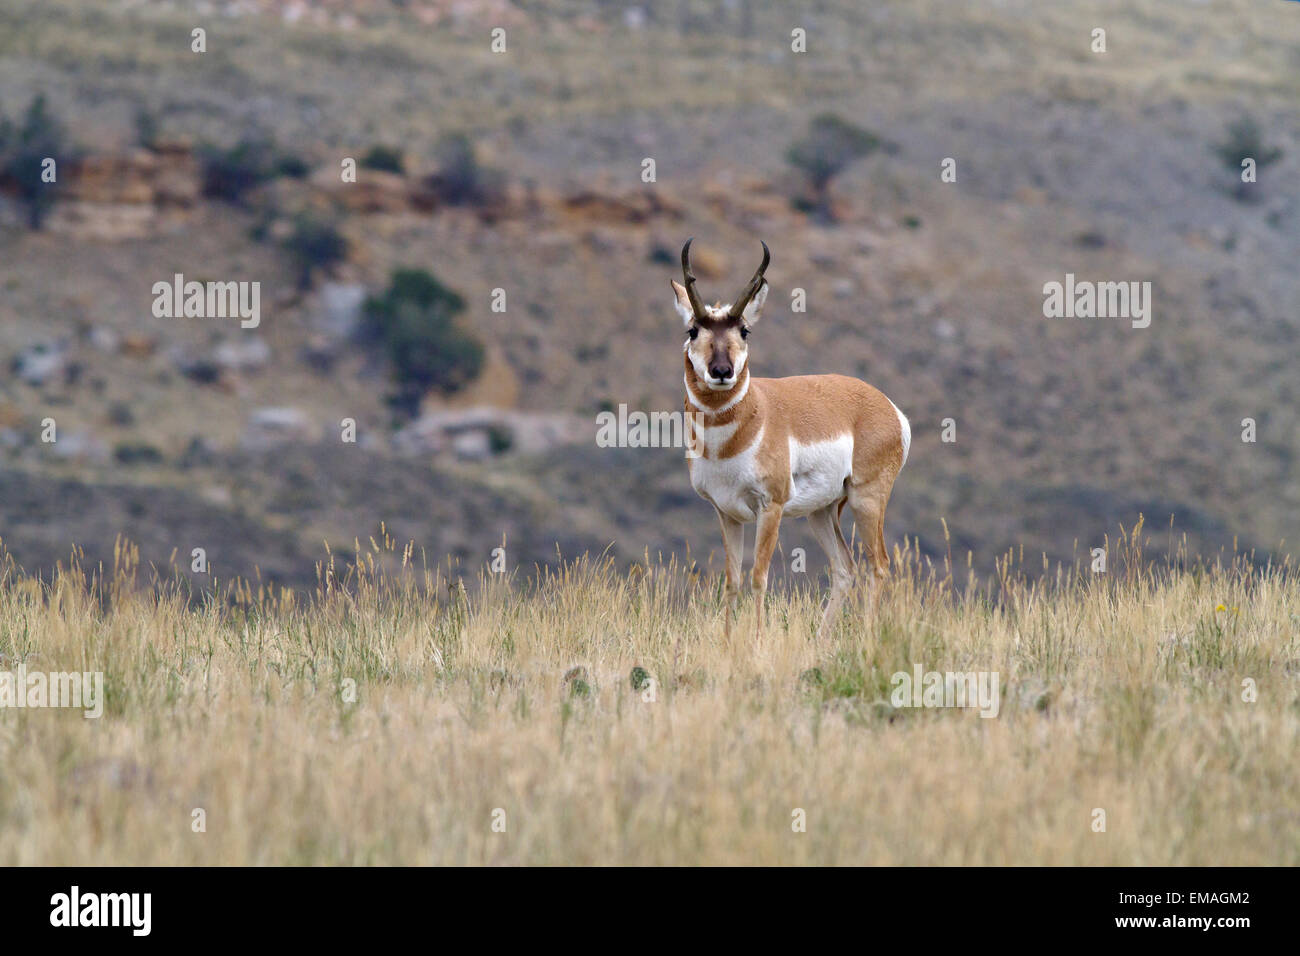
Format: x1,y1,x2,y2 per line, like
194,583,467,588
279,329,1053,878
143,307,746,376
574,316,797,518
487,424,513,454
283,214,348,289
361,269,484,416
199,138,277,203
114,442,163,465
201,138,314,199
1214,116,1282,200
275,153,312,179
360,145,405,174
1215,116,1282,173
0,95,72,229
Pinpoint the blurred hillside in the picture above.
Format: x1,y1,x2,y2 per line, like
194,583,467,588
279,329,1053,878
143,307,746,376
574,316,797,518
1,0,1298,591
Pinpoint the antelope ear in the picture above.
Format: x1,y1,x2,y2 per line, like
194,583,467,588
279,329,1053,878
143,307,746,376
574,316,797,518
670,279,696,327
741,281,768,326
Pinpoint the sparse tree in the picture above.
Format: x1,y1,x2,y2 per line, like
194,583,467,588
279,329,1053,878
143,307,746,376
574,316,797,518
0,95,72,229
361,269,485,417
429,133,505,208
786,113,889,221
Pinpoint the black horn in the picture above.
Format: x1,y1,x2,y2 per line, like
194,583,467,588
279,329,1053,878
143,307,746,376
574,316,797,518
728,240,770,319
680,238,707,320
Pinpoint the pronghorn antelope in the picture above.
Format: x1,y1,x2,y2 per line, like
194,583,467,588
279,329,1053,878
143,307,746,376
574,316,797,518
674,239,910,639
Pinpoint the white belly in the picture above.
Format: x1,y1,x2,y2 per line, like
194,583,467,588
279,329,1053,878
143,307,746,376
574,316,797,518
783,434,853,518
689,429,853,523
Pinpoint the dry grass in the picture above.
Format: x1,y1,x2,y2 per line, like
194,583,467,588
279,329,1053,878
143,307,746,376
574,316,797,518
1,523,1296,865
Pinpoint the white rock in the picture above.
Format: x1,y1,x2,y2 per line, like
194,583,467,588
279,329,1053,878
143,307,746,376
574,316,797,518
213,336,271,372
318,282,367,337
241,407,314,450
14,343,68,386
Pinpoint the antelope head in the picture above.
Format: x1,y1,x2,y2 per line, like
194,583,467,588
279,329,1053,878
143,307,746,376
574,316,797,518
672,239,770,391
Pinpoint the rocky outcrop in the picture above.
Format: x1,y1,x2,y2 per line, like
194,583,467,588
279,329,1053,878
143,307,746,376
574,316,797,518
46,139,200,240
393,407,588,460
41,137,686,241
559,187,684,226
310,166,414,214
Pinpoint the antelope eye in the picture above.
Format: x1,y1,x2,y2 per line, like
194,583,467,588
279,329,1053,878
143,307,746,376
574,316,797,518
688,327,699,340
740,327,750,339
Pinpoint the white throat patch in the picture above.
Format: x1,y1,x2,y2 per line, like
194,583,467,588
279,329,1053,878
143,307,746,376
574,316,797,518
685,371,749,414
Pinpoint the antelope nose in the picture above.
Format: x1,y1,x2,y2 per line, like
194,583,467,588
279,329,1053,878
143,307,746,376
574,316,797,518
708,363,732,381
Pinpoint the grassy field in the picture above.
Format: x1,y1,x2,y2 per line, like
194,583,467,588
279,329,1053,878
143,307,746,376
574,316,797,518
1,525,1296,865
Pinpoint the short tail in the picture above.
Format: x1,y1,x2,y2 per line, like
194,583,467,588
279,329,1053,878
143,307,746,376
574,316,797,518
889,399,911,468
